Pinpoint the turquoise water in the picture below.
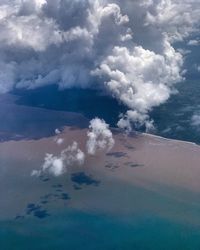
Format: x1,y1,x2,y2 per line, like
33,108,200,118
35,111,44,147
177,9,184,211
1,210,200,250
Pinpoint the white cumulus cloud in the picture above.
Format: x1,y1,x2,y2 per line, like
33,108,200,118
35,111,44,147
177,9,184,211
87,118,115,155
93,41,183,130
31,141,85,177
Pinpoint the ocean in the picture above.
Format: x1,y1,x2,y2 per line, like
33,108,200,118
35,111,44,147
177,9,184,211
11,78,200,144
2,211,200,250
1,120,200,250
1,69,200,249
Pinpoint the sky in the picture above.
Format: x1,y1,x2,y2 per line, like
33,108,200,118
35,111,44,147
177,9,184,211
0,0,200,131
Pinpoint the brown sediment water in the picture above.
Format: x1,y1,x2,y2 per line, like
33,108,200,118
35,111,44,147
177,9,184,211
1,125,200,227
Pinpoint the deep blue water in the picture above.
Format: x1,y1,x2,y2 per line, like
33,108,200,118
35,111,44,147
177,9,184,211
11,78,200,144
151,79,200,143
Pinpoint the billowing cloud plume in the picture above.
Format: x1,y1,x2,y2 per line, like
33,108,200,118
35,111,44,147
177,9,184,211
0,0,200,128
31,141,85,177
93,41,183,131
87,118,115,155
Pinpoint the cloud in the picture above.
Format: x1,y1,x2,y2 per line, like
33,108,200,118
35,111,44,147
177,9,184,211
55,137,64,145
93,42,183,129
188,39,200,46
0,0,130,91
55,128,61,135
191,114,200,128
0,0,200,128
86,118,115,155
54,128,64,145
31,141,85,177
194,64,200,72
32,117,114,177
117,110,154,133
143,0,200,42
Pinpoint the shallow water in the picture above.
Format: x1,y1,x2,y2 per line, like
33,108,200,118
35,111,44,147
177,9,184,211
1,90,200,249
1,131,200,249
1,209,200,250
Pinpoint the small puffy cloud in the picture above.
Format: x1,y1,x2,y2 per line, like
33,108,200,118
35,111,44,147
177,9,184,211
54,128,64,145
86,118,115,155
188,39,200,46
42,154,65,176
191,114,200,127
194,64,200,72
55,128,61,135
31,169,41,177
31,141,85,177
55,138,64,145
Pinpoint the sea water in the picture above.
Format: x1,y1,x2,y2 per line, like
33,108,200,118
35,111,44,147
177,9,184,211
1,210,200,250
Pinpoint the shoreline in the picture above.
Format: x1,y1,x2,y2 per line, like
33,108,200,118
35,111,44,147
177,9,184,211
143,132,199,147
0,92,199,146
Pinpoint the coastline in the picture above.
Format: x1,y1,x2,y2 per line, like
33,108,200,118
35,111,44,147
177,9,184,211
143,132,199,147
1,92,200,146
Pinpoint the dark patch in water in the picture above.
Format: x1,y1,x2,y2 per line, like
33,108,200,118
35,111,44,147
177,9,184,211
40,194,54,204
71,172,100,187
40,194,53,200
105,164,120,170
124,162,144,168
33,209,49,219
53,194,60,198
60,193,70,200
26,203,41,215
73,184,82,190
106,152,127,158
26,203,49,219
40,176,50,182
40,191,70,203
124,145,135,150
40,200,48,204
56,189,63,192
15,215,24,220
52,184,63,188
